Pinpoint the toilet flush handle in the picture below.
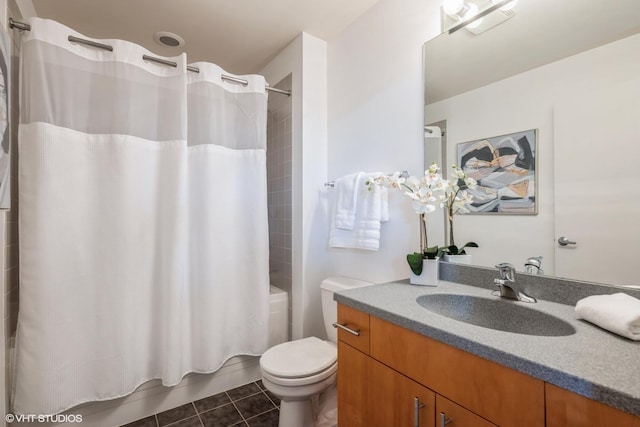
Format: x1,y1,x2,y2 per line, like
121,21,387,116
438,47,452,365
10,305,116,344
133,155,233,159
333,322,360,336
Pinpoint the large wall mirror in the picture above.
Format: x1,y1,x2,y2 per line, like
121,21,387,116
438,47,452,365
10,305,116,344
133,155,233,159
423,0,640,287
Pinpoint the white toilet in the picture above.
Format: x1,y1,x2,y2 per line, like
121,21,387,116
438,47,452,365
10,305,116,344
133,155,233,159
260,276,374,427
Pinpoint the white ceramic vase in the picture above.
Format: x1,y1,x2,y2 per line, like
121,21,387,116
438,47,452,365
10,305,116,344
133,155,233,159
443,254,472,265
409,258,439,286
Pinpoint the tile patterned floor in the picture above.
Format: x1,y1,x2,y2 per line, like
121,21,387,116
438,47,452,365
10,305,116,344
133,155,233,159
121,381,280,427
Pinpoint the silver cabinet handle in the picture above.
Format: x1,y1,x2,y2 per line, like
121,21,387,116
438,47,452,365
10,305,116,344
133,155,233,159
332,322,360,336
414,397,425,427
440,412,452,427
558,236,577,246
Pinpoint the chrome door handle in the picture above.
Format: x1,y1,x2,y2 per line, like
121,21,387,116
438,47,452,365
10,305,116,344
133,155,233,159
558,236,577,246
414,397,425,427
332,322,360,336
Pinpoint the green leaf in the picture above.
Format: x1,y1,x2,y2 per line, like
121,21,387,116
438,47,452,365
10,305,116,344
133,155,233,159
436,247,449,258
458,241,478,255
424,245,439,259
407,252,424,275
438,245,459,255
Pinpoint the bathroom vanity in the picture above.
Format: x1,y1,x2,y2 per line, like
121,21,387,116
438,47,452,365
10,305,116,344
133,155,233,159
334,280,640,427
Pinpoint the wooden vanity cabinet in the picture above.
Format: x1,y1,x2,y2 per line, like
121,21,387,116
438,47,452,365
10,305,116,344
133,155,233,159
337,304,435,426
368,355,435,427
338,335,435,427
546,383,640,427
337,303,639,427
336,304,371,426
369,315,544,426
335,303,370,354
337,340,369,427
337,303,542,427
436,395,497,427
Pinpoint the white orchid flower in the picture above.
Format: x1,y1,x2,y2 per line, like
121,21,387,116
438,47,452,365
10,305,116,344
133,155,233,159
413,200,436,214
364,164,449,251
464,176,477,188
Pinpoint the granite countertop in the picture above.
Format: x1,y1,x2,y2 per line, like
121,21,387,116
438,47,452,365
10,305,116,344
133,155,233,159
334,280,640,417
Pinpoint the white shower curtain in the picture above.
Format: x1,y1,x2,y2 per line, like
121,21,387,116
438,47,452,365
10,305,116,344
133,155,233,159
13,18,269,415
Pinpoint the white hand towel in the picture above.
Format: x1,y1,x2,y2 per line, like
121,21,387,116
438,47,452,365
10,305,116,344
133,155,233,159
575,293,640,340
380,186,389,223
333,172,364,230
329,174,388,250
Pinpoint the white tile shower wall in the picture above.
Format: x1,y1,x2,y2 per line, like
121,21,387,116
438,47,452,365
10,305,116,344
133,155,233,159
4,1,21,423
267,74,292,339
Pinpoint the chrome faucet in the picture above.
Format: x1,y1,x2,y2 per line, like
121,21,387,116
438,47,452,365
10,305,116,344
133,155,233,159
524,256,544,275
494,263,537,303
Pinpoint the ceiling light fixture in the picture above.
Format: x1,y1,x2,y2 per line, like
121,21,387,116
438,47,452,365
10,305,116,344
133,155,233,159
463,4,482,29
442,0,465,15
442,0,484,30
492,0,518,11
153,31,185,48
445,0,516,34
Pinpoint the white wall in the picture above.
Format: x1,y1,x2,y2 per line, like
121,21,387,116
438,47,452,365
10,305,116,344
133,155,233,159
261,33,329,340
325,0,442,284
425,34,640,275
261,0,445,339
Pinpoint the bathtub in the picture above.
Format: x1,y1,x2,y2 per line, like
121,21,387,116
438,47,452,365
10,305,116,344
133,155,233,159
269,285,289,347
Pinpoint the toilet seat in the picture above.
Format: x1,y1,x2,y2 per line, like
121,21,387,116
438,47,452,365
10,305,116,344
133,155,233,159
262,362,337,387
260,336,337,386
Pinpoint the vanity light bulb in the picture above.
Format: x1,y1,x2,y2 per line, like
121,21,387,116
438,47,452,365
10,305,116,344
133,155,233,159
443,0,465,16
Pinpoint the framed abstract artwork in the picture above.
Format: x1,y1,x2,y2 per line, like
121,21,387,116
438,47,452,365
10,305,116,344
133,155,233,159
457,129,537,214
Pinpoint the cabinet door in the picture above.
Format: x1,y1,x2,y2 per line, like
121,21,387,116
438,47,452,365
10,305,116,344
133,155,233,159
337,340,369,427
546,383,640,427
436,395,497,427
369,357,435,427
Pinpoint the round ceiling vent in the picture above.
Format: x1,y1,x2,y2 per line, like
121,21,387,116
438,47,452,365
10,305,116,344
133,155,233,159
153,31,185,48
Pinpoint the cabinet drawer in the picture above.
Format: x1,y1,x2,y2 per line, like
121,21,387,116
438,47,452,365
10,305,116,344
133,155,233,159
336,303,370,354
546,383,640,427
370,316,544,426
436,394,496,427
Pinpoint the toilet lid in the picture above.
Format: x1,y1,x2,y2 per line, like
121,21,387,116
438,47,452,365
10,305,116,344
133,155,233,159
260,336,337,378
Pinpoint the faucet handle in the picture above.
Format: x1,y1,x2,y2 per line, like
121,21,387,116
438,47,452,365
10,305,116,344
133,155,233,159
495,263,516,282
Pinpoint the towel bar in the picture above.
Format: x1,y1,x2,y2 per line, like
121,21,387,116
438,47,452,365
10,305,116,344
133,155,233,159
324,170,409,188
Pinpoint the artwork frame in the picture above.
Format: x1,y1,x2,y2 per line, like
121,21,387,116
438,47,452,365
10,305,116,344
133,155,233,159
456,129,537,215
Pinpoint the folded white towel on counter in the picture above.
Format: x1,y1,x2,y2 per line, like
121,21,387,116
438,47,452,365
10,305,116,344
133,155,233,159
329,173,389,251
575,293,640,341
333,172,364,230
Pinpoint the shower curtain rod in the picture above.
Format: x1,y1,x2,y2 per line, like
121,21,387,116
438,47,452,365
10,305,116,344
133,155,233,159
8,18,292,96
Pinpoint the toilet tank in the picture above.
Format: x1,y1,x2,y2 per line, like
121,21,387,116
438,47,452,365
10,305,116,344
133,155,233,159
321,277,375,343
